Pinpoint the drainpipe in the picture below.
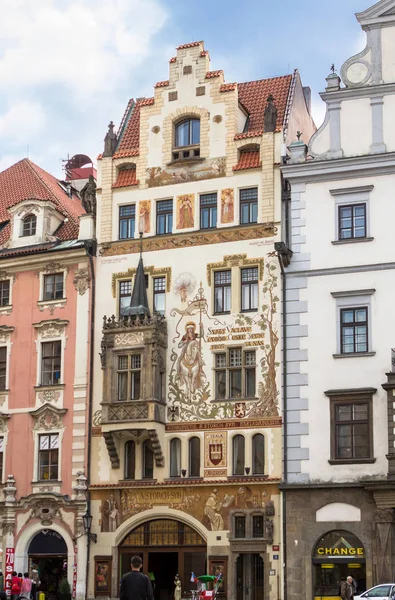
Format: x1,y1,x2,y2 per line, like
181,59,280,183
84,240,96,600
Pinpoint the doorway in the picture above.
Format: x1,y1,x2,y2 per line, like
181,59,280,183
149,552,178,600
28,531,68,600
236,554,264,600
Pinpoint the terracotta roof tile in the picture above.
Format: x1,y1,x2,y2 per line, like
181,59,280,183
112,168,139,189
200,50,209,57
238,74,293,135
155,80,169,88
234,131,263,140
205,70,223,79
233,150,262,171
220,83,237,92
90,476,280,489
169,57,177,63
0,158,85,244
114,99,150,159
177,41,203,50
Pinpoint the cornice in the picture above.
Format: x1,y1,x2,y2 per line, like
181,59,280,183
0,246,89,272
320,82,395,102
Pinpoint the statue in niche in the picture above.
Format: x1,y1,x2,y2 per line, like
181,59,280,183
174,575,182,600
80,175,97,216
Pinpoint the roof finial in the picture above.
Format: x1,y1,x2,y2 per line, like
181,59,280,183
330,63,336,74
296,131,302,141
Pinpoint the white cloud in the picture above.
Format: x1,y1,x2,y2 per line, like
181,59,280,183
0,100,46,145
311,97,326,130
0,0,168,101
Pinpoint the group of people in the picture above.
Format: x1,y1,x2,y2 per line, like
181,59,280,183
0,570,38,600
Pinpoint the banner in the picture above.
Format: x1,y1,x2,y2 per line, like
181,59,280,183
5,548,14,597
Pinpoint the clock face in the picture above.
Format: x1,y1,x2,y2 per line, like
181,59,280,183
40,435,50,450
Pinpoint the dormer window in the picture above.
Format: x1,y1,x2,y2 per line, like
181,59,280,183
173,118,200,160
21,214,37,237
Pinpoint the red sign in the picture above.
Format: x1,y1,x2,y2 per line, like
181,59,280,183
272,545,280,552
72,546,77,599
5,548,14,597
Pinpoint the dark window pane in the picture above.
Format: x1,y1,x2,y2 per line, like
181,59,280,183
124,440,135,480
233,435,245,475
118,372,127,401
0,347,7,391
252,515,264,537
170,438,181,478
143,441,154,478
252,434,265,474
215,370,226,399
235,516,246,538
189,437,200,477
0,280,10,306
230,370,242,398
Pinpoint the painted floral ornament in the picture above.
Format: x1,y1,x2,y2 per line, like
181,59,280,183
173,272,196,303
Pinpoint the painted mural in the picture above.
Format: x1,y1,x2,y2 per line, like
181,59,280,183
146,157,226,188
98,484,276,532
220,189,234,224
167,260,279,422
176,194,195,229
172,272,196,303
138,200,151,233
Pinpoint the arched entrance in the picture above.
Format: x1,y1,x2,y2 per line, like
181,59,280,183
28,530,68,600
313,530,366,600
119,518,207,600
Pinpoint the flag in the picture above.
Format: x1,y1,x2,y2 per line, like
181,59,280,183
214,573,222,583
190,573,198,583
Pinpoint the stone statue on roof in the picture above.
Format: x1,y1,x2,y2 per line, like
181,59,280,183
264,94,278,133
80,175,97,216
103,121,117,157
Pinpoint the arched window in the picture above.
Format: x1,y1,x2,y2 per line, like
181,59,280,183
170,438,181,478
189,436,200,477
143,440,154,479
124,440,135,480
175,118,200,148
233,435,245,476
252,433,265,475
21,214,37,237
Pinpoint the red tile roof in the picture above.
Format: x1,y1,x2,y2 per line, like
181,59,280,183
238,74,293,134
0,158,85,245
205,70,223,79
200,50,209,57
177,41,203,50
112,168,139,188
233,150,262,171
220,83,237,92
169,57,177,63
155,80,169,88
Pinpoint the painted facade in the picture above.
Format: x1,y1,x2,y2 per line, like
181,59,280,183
0,159,95,600
91,42,314,600
280,2,395,600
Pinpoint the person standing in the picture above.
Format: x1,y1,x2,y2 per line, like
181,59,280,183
0,571,4,592
20,573,33,599
341,576,354,600
120,556,153,600
11,572,21,600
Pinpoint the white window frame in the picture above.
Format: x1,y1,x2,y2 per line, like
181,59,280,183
0,433,8,484
38,269,67,308
331,289,376,358
33,320,68,387
0,277,13,314
33,428,64,483
331,185,373,244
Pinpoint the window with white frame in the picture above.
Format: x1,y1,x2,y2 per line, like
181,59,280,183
38,433,59,480
117,354,141,401
332,290,374,357
153,277,166,315
43,273,64,301
214,348,256,399
331,185,373,243
241,267,258,312
119,280,132,317
0,280,10,306
21,214,37,237
0,348,6,391
41,341,61,385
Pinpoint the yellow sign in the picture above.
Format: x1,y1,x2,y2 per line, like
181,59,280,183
317,547,364,556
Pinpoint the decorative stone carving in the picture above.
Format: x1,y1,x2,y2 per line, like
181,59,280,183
103,432,120,469
73,269,91,295
106,403,149,422
39,486,54,492
43,262,63,274
38,302,65,316
0,270,16,282
148,429,165,467
38,389,60,404
80,175,97,216
0,326,14,343
265,500,275,516
99,340,107,369
169,91,178,101
2,522,15,535
73,471,88,500
264,94,277,133
265,519,274,543
196,86,206,96
0,412,11,433
16,203,40,216
375,508,394,522
3,475,17,503
31,404,67,431
92,410,102,426
183,65,192,75
152,126,160,134
103,121,117,157
213,115,222,123
114,332,144,346
33,319,68,339
31,498,62,525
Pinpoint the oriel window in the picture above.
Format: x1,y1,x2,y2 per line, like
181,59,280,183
38,433,59,481
119,204,136,240
214,270,231,314
41,341,61,386
241,267,258,312
117,354,141,401
43,273,64,301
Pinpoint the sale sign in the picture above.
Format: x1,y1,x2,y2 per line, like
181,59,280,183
72,545,77,599
5,548,14,597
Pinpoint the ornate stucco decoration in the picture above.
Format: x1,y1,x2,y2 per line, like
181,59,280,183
16,203,40,216
31,403,67,431
33,319,69,341
0,412,11,433
114,332,144,346
206,254,264,286
0,326,14,344
37,388,61,404
73,471,88,501
0,270,16,282
30,497,63,525
3,474,17,502
2,522,15,535
111,266,172,297
73,269,91,296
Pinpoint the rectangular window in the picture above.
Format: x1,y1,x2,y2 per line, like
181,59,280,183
153,277,166,315
338,204,366,240
41,341,61,386
119,204,136,240
252,515,264,538
214,348,256,399
200,193,217,229
119,280,132,317
234,516,246,539
333,401,371,460
156,200,173,235
38,433,59,481
0,347,6,391
214,270,231,314
0,280,10,306
0,436,3,481
117,354,141,401
241,267,259,311
43,273,64,301
240,188,258,225
340,307,368,354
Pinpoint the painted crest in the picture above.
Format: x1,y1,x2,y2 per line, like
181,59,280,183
209,443,223,466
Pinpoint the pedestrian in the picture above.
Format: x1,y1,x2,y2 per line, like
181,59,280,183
341,576,354,600
0,571,4,592
20,573,33,599
11,571,21,600
120,556,154,600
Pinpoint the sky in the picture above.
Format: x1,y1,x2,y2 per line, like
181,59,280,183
0,0,374,178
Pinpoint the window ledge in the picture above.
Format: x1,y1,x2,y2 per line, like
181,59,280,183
213,311,231,316
331,237,374,245
211,397,259,403
0,305,12,314
328,458,376,465
0,389,9,395
240,309,258,314
333,352,376,359
37,298,66,306
34,384,65,391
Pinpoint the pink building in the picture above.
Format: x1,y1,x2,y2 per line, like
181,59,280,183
0,158,96,600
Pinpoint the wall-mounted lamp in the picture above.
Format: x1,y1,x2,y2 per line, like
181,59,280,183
82,511,97,543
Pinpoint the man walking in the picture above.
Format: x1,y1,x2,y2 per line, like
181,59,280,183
120,556,154,600
341,576,354,600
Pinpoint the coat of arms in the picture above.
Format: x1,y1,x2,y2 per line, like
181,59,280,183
235,402,246,418
209,443,223,466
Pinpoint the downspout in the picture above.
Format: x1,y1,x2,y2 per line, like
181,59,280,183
84,240,96,600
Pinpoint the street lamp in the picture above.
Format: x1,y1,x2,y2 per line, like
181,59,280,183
82,511,97,543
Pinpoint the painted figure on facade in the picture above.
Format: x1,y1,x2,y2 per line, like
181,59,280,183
101,494,121,532
139,201,151,233
172,272,196,303
174,575,182,600
221,189,234,224
175,321,205,399
177,194,194,229
204,489,224,531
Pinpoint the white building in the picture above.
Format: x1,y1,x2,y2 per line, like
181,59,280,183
280,1,395,599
